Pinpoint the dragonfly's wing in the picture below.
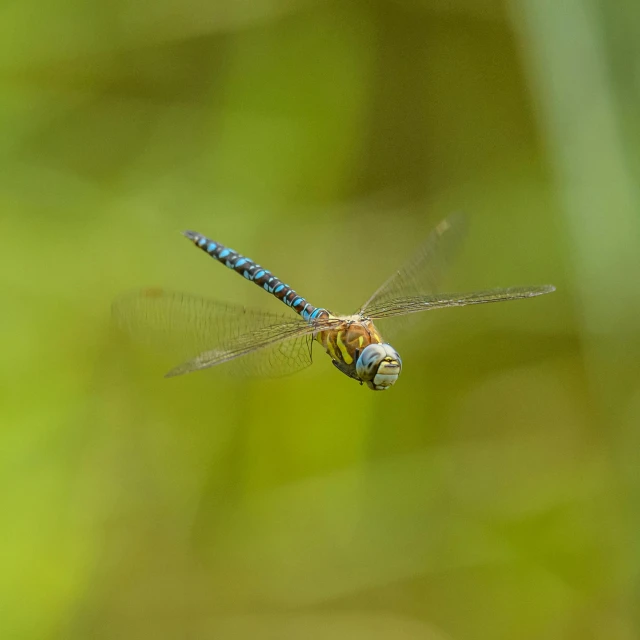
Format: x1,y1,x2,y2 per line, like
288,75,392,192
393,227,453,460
112,288,334,378
358,214,466,316
366,285,556,319
164,317,321,377
219,333,316,378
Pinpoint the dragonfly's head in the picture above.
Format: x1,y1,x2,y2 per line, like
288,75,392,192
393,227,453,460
356,343,402,390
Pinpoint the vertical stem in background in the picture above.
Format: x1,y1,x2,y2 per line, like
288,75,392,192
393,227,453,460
510,0,639,629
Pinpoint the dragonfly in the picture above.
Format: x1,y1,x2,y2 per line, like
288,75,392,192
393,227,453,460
113,216,555,390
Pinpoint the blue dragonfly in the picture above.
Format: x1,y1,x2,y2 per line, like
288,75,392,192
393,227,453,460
113,216,555,390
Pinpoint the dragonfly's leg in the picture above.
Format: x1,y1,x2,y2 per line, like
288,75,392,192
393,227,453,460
332,359,360,381
354,349,362,384
306,334,314,363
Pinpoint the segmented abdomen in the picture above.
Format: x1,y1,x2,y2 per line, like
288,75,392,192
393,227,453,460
183,230,326,322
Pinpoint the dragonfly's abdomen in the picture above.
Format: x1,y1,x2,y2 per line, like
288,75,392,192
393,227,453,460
184,230,323,322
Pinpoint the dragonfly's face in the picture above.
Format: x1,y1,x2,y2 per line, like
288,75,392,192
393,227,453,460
356,343,402,390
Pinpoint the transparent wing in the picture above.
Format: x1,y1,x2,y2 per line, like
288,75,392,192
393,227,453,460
220,334,316,379
164,316,322,378
358,214,466,316
366,285,556,319
112,288,337,378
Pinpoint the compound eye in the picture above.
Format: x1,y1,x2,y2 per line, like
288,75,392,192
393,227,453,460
355,344,387,381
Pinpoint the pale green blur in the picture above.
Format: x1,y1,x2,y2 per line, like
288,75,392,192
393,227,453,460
1,1,639,638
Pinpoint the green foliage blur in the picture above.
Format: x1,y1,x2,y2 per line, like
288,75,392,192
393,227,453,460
1,1,639,638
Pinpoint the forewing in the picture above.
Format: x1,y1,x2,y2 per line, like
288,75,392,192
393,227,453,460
358,214,466,315
163,319,320,377
366,285,556,319
112,288,325,378
228,334,316,378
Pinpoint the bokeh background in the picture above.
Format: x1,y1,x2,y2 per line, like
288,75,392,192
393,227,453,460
2,0,639,638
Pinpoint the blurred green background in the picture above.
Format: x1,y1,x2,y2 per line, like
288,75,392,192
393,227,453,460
2,0,639,638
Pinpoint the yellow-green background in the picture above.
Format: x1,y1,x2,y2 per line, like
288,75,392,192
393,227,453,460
2,1,639,638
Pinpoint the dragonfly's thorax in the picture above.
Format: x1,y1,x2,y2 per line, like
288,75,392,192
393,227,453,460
315,316,402,390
